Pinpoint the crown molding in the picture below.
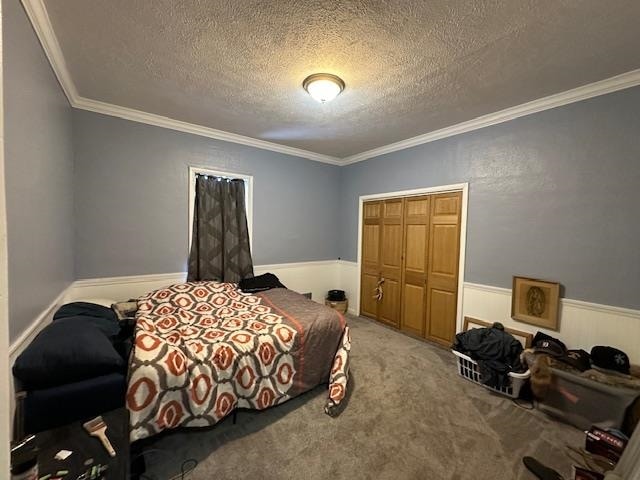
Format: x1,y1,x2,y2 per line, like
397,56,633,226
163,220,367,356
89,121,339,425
73,97,343,165
341,69,640,165
20,0,342,166
21,0,79,103
22,0,640,167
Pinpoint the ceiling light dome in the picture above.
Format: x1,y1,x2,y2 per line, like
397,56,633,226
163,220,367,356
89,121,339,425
303,73,345,103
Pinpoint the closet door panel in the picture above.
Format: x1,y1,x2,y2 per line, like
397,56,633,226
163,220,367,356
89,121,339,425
364,201,381,219
402,284,425,334
430,224,458,280
400,196,430,336
361,272,380,319
362,224,381,270
428,289,457,342
381,224,402,270
405,224,427,272
360,201,382,319
379,199,403,327
379,278,401,327
425,192,461,345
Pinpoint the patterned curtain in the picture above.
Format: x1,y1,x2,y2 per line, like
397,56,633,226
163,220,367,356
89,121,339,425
187,175,254,283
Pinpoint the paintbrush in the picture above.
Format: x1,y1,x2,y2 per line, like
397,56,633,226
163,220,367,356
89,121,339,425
82,416,116,457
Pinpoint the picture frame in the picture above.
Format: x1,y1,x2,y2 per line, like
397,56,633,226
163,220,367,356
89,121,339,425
511,276,560,331
463,316,533,348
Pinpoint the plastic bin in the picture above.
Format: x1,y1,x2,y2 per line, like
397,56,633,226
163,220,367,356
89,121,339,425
452,350,530,399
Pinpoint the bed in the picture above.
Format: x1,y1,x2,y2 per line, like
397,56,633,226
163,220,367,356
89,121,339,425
126,281,351,441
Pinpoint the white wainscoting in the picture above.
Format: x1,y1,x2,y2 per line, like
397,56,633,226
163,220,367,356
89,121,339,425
64,260,342,306
254,260,339,304
463,282,640,363
10,260,345,361
335,262,640,363
64,272,188,305
337,260,359,314
13,262,640,368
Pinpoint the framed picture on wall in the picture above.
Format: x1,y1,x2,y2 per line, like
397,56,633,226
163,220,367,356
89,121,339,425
511,276,560,330
463,316,533,348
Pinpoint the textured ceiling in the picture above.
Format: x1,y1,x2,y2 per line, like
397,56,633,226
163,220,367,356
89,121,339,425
43,0,640,158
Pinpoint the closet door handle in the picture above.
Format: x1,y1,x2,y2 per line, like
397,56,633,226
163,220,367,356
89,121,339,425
374,277,385,302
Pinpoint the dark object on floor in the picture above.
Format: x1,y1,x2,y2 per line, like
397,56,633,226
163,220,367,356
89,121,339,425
10,434,38,479
14,302,133,434
238,272,286,293
522,456,563,480
591,346,630,375
558,349,592,372
36,408,129,480
533,332,567,356
573,466,605,480
327,289,346,301
585,426,627,464
453,324,524,389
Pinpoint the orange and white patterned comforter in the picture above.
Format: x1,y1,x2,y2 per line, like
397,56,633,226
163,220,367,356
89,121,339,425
127,282,350,441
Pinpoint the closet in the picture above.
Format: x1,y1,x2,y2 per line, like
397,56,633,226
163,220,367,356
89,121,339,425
359,191,462,346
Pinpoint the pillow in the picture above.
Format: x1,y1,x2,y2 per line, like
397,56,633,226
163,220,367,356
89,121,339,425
53,302,121,338
13,318,125,390
54,301,118,322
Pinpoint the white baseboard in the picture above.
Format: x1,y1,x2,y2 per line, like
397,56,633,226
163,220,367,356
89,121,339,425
9,288,69,362
65,272,188,305
463,282,640,363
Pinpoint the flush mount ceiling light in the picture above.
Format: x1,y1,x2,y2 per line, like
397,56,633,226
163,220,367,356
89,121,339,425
302,73,345,103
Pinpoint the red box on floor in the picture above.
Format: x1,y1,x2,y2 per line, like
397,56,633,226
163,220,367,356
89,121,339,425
585,427,627,463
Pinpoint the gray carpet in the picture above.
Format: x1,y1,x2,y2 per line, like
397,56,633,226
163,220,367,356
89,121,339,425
142,315,583,479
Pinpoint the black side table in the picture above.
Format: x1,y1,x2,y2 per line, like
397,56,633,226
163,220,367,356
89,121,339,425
36,408,130,479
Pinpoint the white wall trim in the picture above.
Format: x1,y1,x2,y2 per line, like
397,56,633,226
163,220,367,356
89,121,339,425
8,288,68,358
354,183,469,332
72,272,188,289
256,259,339,270
74,96,342,165
464,282,640,320
21,0,640,167
341,69,640,164
187,166,254,257
462,282,640,363
20,0,79,104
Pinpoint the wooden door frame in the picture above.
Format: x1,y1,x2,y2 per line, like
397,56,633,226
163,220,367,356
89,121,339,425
356,183,469,334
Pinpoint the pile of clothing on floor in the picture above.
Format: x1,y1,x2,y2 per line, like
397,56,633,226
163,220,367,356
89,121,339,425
520,331,640,396
452,322,526,389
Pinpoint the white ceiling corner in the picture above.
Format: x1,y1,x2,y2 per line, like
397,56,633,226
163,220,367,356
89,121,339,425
22,0,640,166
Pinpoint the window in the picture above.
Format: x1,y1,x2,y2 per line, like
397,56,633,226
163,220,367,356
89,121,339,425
187,166,253,254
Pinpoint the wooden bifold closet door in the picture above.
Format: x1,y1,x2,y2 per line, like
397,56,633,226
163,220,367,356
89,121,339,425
360,192,462,346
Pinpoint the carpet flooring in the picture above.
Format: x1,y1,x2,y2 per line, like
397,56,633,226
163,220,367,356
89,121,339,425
141,315,583,479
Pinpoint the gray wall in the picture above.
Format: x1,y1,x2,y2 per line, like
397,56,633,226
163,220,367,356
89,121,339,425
72,110,341,278
339,87,640,309
3,0,75,341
